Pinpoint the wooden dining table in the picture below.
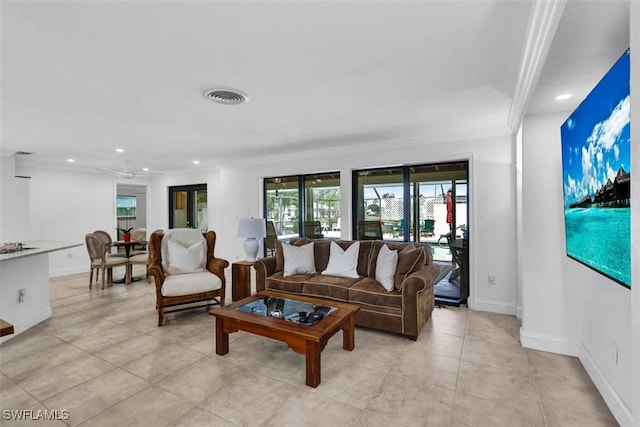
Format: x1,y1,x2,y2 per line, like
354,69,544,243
111,240,145,258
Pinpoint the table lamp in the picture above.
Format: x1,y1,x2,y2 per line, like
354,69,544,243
237,217,267,261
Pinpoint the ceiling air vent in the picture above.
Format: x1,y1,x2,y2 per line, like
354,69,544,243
202,88,250,105
15,151,34,155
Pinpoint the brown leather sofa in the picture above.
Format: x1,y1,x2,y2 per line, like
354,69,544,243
254,238,440,340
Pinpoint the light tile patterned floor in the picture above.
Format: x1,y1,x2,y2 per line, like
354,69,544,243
0,266,618,426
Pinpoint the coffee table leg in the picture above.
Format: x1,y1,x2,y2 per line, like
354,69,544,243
215,318,229,355
342,313,355,351
305,341,321,388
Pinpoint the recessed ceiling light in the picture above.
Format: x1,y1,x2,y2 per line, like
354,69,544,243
142,167,149,172
555,93,572,101
67,158,75,163
202,88,250,105
193,160,200,165
115,148,125,153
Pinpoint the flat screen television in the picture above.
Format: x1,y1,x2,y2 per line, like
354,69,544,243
560,49,630,288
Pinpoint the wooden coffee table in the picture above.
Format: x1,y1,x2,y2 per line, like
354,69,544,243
209,290,359,387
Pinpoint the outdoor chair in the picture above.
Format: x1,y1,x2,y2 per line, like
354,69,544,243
358,220,382,240
85,233,130,289
265,220,277,256
420,219,435,237
304,221,324,239
438,231,462,282
147,228,229,326
393,219,405,236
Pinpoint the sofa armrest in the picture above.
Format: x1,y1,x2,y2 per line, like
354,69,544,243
401,264,439,338
254,257,277,292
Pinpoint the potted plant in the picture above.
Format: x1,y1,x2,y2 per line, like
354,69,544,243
118,208,133,242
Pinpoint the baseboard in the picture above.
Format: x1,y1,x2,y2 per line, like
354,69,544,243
519,327,580,356
0,306,52,344
50,266,88,277
470,298,517,315
579,344,633,427
515,304,523,320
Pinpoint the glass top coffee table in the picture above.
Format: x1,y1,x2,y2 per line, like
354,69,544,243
209,290,359,388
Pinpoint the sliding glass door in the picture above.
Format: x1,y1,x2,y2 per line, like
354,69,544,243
263,172,341,253
353,161,468,248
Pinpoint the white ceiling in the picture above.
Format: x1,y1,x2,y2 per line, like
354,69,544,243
0,1,630,176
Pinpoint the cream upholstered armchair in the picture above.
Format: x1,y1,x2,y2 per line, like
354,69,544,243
147,228,229,326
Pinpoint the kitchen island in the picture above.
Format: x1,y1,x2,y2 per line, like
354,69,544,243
0,241,81,342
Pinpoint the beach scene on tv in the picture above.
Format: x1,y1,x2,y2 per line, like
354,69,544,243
560,50,630,288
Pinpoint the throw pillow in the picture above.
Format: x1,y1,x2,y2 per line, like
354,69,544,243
322,241,360,278
394,246,425,291
375,244,398,291
166,239,206,275
276,238,310,272
282,241,316,276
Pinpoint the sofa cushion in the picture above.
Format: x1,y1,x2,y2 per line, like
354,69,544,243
348,278,402,310
375,244,398,291
161,271,222,297
275,238,310,272
322,241,360,278
394,245,425,291
302,274,361,301
266,271,316,294
282,241,316,276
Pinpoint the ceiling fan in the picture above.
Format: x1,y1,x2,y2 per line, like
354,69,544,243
101,161,160,179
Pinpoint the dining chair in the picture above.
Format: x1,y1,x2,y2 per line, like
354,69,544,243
85,233,129,289
93,229,125,257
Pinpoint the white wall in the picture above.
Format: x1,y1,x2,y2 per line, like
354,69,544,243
521,112,633,425
147,133,519,314
15,133,519,312
0,156,30,242
15,166,153,276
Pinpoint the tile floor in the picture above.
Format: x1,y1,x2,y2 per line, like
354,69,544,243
0,266,618,426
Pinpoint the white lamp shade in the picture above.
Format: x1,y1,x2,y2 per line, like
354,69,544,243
237,218,267,239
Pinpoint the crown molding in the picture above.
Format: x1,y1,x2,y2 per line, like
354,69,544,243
508,0,567,131
227,125,513,167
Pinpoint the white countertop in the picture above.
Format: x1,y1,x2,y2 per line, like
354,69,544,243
0,240,81,262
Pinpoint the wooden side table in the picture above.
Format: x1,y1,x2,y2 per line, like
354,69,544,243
232,261,254,302
0,318,15,337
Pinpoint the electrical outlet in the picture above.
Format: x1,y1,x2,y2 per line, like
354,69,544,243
17,288,26,302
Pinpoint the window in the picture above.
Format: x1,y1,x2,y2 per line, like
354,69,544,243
264,172,340,248
353,162,468,250
117,195,136,219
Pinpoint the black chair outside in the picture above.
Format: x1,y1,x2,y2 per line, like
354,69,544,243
358,220,382,240
265,220,277,256
304,221,324,239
